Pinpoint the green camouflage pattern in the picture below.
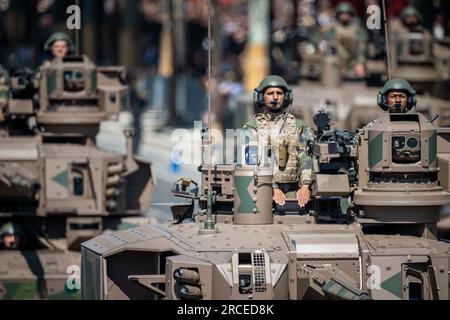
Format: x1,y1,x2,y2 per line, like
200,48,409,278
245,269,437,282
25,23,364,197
325,19,368,76
1,280,81,300
368,132,383,169
0,65,9,108
234,176,256,214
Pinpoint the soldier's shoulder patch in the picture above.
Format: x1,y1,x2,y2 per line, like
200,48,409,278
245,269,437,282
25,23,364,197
295,118,306,130
244,118,257,130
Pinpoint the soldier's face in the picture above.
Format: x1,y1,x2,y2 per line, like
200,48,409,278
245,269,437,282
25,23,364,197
338,12,352,25
3,234,20,250
404,15,419,27
263,87,285,112
387,91,408,113
51,40,69,59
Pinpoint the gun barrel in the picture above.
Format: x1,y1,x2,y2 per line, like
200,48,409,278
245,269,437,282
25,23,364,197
0,164,41,192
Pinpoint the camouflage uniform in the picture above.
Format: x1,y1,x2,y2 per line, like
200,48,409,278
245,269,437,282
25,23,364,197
0,65,10,122
324,3,368,78
244,111,314,194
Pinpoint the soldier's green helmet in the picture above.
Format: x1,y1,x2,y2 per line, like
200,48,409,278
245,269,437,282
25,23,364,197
335,2,355,17
44,32,75,55
377,78,417,111
253,75,293,108
0,222,23,237
400,6,422,23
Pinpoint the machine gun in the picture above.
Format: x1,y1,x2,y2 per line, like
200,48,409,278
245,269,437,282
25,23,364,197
313,109,357,182
1,68,39,135
10,68,36,100
309,110,358,222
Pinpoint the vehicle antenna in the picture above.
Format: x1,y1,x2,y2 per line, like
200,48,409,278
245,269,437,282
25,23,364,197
202,0,217,233
75,0,80,56
382,0,391,80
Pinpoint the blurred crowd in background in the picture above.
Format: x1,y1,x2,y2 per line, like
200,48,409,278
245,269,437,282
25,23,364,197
0,0,449,148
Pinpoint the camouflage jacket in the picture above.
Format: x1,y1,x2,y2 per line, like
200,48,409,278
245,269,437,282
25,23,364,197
0,65,9,111
243,111,315,188
325,20,368,68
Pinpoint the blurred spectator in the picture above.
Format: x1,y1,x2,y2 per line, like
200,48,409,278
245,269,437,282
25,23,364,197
128,70,146,154
433,14,445,40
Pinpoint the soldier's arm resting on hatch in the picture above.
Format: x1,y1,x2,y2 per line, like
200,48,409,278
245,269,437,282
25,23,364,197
358,25,369,58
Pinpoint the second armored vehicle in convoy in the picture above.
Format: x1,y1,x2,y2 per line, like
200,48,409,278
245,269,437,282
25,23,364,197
290,3,450,131
0,54,154,299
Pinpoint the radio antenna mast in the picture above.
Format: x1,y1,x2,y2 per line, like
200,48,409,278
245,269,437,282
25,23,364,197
75,0,80,56
382,0,391,80
201,0,218,234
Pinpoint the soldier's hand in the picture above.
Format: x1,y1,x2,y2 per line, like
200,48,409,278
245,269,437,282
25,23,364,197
273,188,286,206
297,185,311,208
355,63,365,78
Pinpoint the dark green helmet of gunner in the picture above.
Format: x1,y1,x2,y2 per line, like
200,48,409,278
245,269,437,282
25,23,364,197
335,1,355,17
44,32,76,55
400,6,423,22
254,75,293,108
0,222,23,237
377,78,417,112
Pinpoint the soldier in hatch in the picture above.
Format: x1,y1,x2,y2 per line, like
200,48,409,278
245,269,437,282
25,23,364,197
377,78,417,114
243,75,314,208
324,1,368,79
389,6,433,66
0,222,25,250
393,6,429,34
44,32,75,60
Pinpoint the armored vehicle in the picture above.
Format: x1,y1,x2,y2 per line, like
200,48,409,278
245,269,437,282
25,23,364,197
271,33,450,131
81,105,450,300
0,55,154,299
366,11,450,96
294,5,450,130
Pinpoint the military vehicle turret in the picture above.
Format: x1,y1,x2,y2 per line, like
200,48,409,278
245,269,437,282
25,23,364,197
366,6,450,96
81,102,450,299
0,55,154,300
